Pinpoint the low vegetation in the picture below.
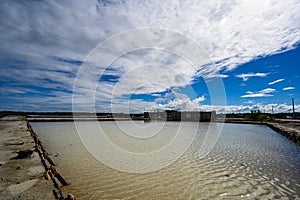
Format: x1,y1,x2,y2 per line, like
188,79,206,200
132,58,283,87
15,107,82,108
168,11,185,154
244,110,270,122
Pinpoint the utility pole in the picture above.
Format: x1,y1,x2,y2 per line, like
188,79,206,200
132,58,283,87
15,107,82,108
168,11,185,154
292,98,295,119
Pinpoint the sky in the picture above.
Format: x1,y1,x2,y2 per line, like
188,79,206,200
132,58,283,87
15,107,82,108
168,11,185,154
0,0,299,113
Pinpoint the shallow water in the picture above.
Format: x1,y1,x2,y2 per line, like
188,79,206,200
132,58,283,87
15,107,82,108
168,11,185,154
32,121,300,199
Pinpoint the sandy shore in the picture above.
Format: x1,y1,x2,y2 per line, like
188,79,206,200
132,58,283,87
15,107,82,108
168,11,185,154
0,116,54,199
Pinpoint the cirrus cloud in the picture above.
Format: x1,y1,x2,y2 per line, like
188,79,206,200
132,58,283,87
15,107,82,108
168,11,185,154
283,87,295,91
268,78,285,85
236,73,269,81
241,88,276,98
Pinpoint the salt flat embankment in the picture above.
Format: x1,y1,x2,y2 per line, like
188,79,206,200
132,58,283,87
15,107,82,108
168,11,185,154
222,118,300,145
0,116,54,199
0,116,74,199
265,122,300,145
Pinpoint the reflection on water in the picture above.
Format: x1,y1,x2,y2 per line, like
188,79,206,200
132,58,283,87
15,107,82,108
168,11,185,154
32,121,300,199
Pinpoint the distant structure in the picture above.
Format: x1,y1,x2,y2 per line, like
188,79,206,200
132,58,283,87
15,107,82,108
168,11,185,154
144,110,216,122
292,98,295,118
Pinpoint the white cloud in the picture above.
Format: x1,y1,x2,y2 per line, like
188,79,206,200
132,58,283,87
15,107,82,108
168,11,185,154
100,89,207,113
241,88,276,98
124,102,298,114
283,87,295,91
0,0,300,112
198,103,300,113
109,50,197,97
151,93,161,97
145,91,206,112
260,88,276,93
244,100,255,104
154,95,206,111
205,74,229,79
268,78,284,85
236,73,268,81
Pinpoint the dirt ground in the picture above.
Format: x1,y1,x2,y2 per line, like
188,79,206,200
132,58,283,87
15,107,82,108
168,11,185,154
0,116,54,200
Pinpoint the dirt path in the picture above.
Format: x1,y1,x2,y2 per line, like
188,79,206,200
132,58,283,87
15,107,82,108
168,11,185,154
0,116,54,199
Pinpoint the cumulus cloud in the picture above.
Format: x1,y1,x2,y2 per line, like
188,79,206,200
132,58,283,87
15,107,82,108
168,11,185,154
283,87,295,91
241,88,276,98
152,95,206,112
198,103,299,113
268,78,284,85
0,0,300,112
236,73,268,81
115,90,206,113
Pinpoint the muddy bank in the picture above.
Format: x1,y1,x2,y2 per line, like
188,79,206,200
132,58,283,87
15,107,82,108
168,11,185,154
0,116,54,199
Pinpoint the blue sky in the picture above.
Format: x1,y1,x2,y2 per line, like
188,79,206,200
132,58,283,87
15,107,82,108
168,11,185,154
0,0,299,113
223,47,300,106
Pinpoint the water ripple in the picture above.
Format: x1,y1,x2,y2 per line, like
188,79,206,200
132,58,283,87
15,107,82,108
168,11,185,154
32,122,300,199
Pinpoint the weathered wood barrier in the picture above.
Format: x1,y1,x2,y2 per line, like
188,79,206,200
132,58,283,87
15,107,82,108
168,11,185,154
25,119,76,200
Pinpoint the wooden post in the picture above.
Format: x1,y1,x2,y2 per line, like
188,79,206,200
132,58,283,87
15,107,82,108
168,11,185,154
292,98,295,119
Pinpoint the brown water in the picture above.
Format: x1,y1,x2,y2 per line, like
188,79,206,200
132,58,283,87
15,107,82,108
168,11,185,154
32,121,300,199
